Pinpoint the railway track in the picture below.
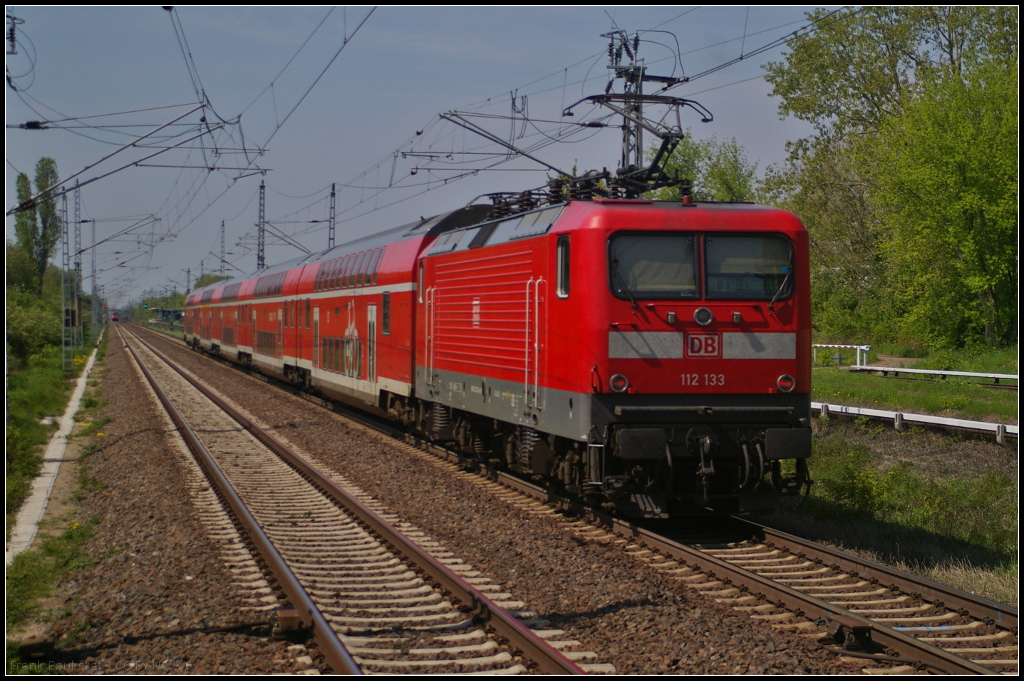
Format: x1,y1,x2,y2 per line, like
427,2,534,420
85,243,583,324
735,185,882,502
131,324,1018,674
454,470,1018,675
691,523,1017,674
116,324,594,675
475,463,1018,675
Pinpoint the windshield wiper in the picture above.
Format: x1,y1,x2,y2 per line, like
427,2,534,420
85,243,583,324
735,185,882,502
767,264,792,311
612,260,638,310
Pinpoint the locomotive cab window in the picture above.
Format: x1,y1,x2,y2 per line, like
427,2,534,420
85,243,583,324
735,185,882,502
705,234,793,300
609,234,698,300
556,235,570,298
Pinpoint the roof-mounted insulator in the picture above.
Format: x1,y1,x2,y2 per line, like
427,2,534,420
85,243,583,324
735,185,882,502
679,179,695,207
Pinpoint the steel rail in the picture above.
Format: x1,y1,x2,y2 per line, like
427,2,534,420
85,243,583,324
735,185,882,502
117,325,362,674
601,519,998,675
733,518,1018,631
124,324,585,676
381,442,1006,676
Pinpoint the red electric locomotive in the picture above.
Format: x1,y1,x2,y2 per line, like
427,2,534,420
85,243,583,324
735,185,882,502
184,190,812,517
183,37,812,517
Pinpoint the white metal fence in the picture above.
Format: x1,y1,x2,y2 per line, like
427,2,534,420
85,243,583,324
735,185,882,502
813,344,871,367
812,401,1017,445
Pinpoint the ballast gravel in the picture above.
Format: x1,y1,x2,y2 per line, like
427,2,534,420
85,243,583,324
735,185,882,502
142,334,859,675
28,337,323,675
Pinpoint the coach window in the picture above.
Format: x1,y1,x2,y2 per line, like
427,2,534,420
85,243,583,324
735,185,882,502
418,261,424,303
370,247,385,285
556,235,570,298
334,255,347,289
344,253,357,288
383,292,391,335
305,298,311,329
350,251,368,288
332,257,344,289
325,259,336,290
357,251,373,287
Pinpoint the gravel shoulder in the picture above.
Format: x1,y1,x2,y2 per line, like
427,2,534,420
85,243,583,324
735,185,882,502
11,335,320,675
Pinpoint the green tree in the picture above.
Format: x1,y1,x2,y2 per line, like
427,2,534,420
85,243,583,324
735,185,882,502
761,6,1018,348
14,158,63,296
862,59,1018,347
6,288,61,363
764,7,1017,137
651,129,758,202
761,138,887,343
192,272,231,290
6,241,39,293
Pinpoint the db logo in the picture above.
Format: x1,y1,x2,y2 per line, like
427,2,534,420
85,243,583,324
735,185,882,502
686,333,720,358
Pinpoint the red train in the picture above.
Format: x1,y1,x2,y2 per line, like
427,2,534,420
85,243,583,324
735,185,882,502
184,192,812,516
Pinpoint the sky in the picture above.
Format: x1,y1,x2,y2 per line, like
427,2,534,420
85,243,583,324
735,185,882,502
5,6,822,306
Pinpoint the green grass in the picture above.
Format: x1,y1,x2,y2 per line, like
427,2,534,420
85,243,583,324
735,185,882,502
5,517,100,629
812,366,1018,421
867,342,931,360
819,343,1017,373
768,433,1018,605
907,346,1018,374
6,330,109,537
6,347,71,530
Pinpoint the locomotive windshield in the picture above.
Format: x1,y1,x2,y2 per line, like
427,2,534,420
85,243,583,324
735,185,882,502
705,234,793,300
609,233,794,301
609,234,698,299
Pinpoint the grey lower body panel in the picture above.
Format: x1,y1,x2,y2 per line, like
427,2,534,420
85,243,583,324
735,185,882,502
414,365,811,452
415,366,591,442
592,392,811,434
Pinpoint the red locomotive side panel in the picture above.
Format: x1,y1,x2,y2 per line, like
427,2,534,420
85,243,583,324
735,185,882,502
423,241,546,387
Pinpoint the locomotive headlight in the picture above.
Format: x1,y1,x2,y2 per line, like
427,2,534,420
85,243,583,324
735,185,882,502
777,374,796,393
694,307,713,326
610,374,629,393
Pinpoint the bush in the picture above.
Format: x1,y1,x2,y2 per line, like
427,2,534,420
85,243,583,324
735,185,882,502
6,289,60,363
809,435,1017,555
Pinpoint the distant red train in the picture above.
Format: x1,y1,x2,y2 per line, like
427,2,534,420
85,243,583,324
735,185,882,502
185,193,812,516
111,313,120,322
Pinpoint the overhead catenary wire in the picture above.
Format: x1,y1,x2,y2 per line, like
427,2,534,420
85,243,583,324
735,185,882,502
176,5,837,261
320,6,857,231
20,8,378,296
20,7,845,304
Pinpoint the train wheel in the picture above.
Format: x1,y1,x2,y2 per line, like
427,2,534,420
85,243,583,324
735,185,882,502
771,459,812,510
